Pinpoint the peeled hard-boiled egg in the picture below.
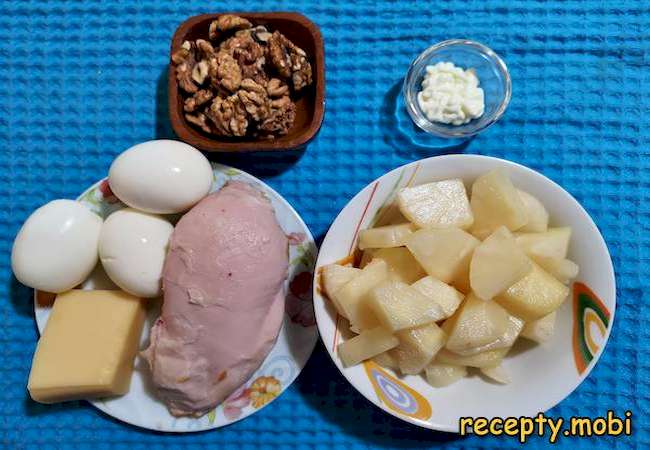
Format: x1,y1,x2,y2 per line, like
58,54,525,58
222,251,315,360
99,208,173,298
108,140,213,214
11,200,103,293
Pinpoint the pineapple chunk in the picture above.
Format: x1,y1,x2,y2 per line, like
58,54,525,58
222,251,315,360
373,350,399,370
330,259,387,329
397,180,473,229
358,223,417,250
436,347,509,368
532,256,579,284
406,228,480,284
470,227,532,300
368,281,445,332
321,264,361,299
480,364,511,384
394,323,446,375
515,227,572,260
517,190,549,232
470,169,529,239
425,363,467,387
338,327,399,367
495,263,569,321
372,247,427,284
443,293,511,354
411,276,464,319
521,311,556,343
453,313,524,356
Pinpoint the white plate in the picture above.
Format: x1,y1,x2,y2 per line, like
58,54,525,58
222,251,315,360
34,163,319,432
314,154,616,432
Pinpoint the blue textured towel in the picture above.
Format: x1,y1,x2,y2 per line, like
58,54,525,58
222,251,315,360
0,0,647,448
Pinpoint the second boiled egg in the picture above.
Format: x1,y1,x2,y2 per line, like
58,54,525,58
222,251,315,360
99,208,173,298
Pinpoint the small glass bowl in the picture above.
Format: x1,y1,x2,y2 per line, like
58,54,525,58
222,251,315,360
403,39,511,139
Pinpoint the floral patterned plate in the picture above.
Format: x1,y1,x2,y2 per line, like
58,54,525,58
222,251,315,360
33,163,319,432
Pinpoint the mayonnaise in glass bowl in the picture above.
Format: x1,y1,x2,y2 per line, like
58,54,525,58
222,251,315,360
403,40,511,139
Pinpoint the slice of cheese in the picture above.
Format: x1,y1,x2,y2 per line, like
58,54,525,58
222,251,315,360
28,289,146,403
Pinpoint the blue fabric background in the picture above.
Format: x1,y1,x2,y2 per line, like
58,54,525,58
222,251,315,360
1,0,647,448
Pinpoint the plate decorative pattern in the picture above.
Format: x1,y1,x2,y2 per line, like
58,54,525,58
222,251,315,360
33,162,318,432
572,282,611,375
363,361,432,421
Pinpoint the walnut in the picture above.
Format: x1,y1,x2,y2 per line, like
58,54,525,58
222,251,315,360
266,78,289,98
259,95,296,136
240,56,267,85
191,60,209,85
238,79,269,121
172,41,199,93
195,39,215,59
209,51,242,93
208,15,252,41
184,89,214,112
205,95,248,137
251,26,272,43
219,32,267,86
185,112,212,133
267,31,312,91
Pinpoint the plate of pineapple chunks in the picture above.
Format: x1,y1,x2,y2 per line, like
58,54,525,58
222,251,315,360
313,155,615,432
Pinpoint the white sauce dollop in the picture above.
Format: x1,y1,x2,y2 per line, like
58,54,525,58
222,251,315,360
417,62,485,126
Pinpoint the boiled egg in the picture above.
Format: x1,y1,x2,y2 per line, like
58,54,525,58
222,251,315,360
99,208,173,298
108,140,213,214
11,200,103,293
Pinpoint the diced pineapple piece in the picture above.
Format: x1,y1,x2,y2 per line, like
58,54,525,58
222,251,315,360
521,311,556,343
358,223,417,250
338,327,399,367
406,228,480,284
369,281,445,332
373,350,399,370
453,313,524,356
424,363,467,387
470,169,529,239
470,227,532,300
394,323,446,375
531,256,579,284
515,227,572,260
411,276,464,319
330,259,387,329
436,347,509,368
495,263,569,321
480,364,511,384
397,180,474,229
443,293,511,354
321,264,361,299
372,247,427,284
517,190,549,232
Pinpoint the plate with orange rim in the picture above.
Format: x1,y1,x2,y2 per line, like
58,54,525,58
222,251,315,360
313,154,616,432
33,162,319,432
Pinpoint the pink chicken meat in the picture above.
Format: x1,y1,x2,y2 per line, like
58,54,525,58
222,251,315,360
143,181,288,417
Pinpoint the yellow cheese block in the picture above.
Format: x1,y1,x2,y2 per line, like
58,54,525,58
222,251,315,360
28,289,146,403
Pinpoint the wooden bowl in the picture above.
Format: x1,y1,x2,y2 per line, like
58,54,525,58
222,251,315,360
169,12,325,152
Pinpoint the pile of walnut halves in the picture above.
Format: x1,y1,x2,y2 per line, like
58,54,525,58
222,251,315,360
172,15,313,139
